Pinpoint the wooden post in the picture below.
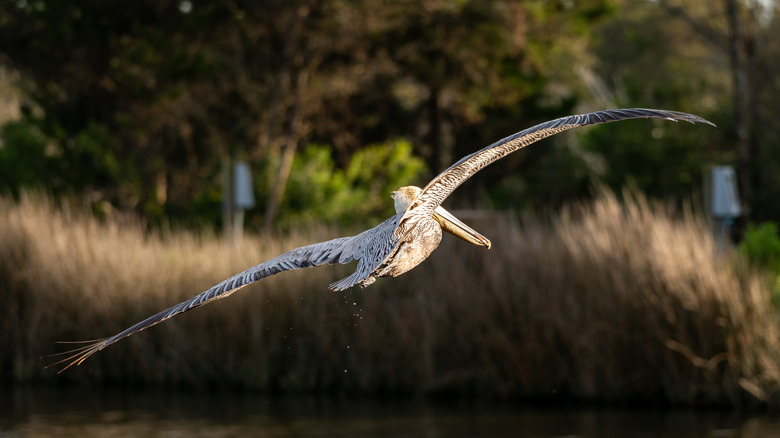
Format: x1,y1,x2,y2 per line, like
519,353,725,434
222,159,234,241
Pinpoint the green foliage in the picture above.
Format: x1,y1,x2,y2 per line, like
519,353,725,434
0,0,627,229
0,117,144,210
582,2,728,206
739,222,780,273
484,140,592,212
580,119,713,203
71,122,142,196
4,0,772,231
738,222,780,304
0,119,59,196
260,140,426,228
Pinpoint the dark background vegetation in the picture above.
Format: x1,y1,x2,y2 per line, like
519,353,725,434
3,0,780,408
0,0,776,231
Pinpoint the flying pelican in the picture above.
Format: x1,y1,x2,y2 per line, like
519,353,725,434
51,108,713,372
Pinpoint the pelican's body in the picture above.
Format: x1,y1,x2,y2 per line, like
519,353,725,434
341,185,491,288
52,108,714,371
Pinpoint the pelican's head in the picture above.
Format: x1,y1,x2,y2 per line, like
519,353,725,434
391,186,422,214
391,185,491,249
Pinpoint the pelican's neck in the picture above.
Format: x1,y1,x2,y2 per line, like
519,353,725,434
393,196,407,214
392,186,422,214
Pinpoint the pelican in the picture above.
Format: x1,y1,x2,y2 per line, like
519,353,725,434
51,108,713,371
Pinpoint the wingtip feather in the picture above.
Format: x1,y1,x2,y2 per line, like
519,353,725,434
43,338,109,373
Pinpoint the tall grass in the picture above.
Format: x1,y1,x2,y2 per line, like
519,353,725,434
1,190,779,406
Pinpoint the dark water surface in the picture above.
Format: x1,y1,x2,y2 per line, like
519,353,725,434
2,385,780,437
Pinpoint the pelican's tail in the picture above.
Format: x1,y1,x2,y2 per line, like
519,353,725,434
329,273,375,291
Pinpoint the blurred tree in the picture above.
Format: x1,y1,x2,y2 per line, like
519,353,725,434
656,0,764,224
0,0,351,225
0,0,225,216
5,0,742,230
572,1,717,207
347,0,618,211
583,0,780,226
0,119,64,194
255,139,426,229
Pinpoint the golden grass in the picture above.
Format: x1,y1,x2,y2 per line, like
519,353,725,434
1,190,779,406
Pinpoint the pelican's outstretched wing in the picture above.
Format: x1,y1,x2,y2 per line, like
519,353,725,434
412,108,715,213
49,214,402,372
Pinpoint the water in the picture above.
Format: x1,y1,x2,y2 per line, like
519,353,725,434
2,385,780,437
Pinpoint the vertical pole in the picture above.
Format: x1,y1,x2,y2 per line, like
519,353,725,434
222,159,234,241
234,209,244,243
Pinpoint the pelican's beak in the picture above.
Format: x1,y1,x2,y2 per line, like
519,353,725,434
433,206,491,249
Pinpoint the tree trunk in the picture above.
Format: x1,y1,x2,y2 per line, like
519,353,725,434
660,0,754,228
264,70,308,232
726,0,751,224
428,87,453,172
261,6,310,231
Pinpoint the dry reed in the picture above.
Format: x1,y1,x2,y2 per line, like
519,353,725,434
1,190,778,406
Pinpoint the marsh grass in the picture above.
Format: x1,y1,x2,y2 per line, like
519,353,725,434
1,190,779,406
